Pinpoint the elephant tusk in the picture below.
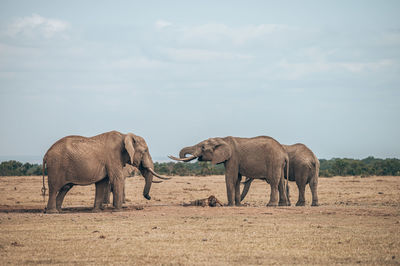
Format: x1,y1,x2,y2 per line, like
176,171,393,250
168,155,197,162
148,168,171,180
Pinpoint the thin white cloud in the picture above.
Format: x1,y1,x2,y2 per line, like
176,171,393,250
163,48,253,62
279,58,395,79
155,19,172,30
157,21,296,45
108,57,167,70
7,14,70,38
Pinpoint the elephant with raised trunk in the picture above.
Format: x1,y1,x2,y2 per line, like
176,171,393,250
170,136,289,207
42,131,170,213
241,143,319,206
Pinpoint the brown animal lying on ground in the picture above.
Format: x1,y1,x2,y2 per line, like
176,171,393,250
183,195,223,207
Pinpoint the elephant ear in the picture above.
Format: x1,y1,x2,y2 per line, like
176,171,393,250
124,133,136,165
211,140,232,165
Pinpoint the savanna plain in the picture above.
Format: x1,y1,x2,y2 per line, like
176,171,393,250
0,174,399,265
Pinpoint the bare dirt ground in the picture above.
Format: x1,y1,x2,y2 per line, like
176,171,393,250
0,175,399,265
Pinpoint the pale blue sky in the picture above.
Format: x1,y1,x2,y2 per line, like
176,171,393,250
0,0,399,162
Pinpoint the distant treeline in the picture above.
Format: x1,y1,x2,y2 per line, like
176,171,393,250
0,160,44,176
0,157,399,177
319,157,400,177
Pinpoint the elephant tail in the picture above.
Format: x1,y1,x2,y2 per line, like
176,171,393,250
41,155,47,200
285,157,290,204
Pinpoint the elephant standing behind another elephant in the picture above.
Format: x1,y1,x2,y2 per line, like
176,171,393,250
241,143,319,206
170,136,289,207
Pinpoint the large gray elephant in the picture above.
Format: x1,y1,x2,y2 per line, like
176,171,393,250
42,131,170,213
169,136,289,207
241,143,319,206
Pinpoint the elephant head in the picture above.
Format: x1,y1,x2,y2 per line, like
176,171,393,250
124,133,170,200
169,137,232,165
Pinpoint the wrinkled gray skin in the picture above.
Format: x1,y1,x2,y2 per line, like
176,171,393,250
241,143,319,206
43,131,169,213
170,136,289,207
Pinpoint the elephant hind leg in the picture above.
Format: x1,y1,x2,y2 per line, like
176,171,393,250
46,182,62,214
56,184,73,211
309,178,319,206
267,181,279,207
296,180,306,206
46,188,57,213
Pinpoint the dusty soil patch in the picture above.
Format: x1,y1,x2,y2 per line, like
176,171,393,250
0,175,399,265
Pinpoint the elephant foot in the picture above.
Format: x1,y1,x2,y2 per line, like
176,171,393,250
296,201,306,206
92,207,104,213
279,201,290,206
266,202,278,207
45,208,59,214
311,201,319,207
93,204,105,211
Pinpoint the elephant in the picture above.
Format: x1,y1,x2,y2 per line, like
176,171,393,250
241,143,319,206
169,136,290,207
42,131,170,213
102,164,137,205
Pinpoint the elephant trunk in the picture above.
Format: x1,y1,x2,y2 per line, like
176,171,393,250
140,154,171,200
169,145,199,162
179,145,198,158
142,171,152,200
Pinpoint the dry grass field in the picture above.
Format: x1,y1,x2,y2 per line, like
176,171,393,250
0,174,399,265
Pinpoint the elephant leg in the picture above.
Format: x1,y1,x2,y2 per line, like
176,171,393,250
56,184,73,211
225,174,235,206
267,182,279,207
112,181,124,209
123,179,126,203
278,176,289,206
46,183,60,214
234,174,242,206
240,178,253,202
103,181,111,204
106,167,125,210
309,178,319,206
296,179,306,206
94,178,109,211
224,161,239,206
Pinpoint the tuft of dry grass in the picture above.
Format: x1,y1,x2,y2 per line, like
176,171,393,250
0,175,399,265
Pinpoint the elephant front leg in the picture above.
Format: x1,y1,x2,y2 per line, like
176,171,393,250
225,174,235,206
112,181,124,209
234,174,242,206
224,161,239,206
103,181,111,205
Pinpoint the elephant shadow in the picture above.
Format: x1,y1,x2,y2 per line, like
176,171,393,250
0,205,141,214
